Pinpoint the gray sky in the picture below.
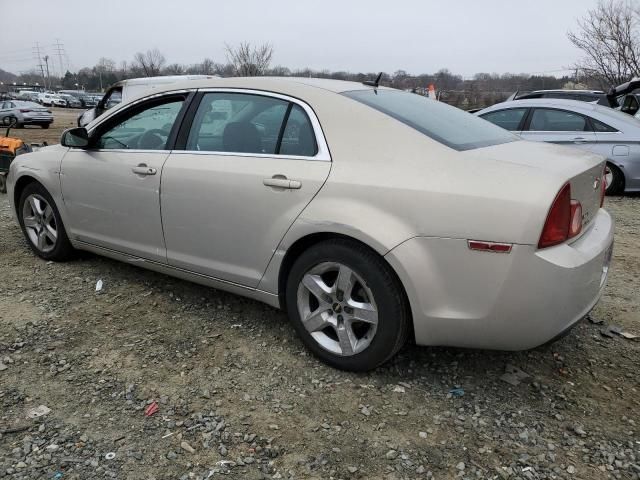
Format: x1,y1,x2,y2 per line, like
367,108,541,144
1,0,599,78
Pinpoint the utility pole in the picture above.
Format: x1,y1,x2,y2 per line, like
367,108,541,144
43,55,51,90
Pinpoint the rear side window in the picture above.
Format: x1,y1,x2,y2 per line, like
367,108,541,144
480,108,528,131
528,109,589,132
343,90,516,151
591,118,618,132
186,92,318,156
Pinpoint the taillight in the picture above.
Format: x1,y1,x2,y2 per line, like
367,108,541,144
539,183,571,248
19,109,31,113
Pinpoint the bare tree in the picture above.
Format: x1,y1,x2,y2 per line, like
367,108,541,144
568,0,640,87
225,42,273,76
163,63,185,75
132,48,167,77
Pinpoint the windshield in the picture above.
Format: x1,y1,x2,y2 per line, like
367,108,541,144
343,89,518,151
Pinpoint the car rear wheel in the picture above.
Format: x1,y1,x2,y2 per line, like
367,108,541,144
18,183,75,261
286,239,410,371
605,163,624,195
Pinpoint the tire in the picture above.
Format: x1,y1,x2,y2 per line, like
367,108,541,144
285,239,410,371
2,116,13,126
17,182,75,261
605,162,624,195
0,174,6,194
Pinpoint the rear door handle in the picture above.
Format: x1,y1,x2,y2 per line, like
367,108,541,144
132,164,157,176
263,176,301,189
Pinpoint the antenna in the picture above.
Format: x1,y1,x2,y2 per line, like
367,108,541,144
362,72,383,88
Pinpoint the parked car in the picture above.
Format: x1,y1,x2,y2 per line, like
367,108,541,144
38,93,66,108
58,94,82,108
477,98,640,194
0,100,53,128
507,89,607,104
78,75,213,126
7,78,613,371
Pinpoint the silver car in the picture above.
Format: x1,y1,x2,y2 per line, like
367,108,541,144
477,98,640,194
6,78,613,371
0,100,53,129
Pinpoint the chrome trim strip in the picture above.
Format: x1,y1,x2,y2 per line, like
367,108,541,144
194,88,331,161
86,87,332,162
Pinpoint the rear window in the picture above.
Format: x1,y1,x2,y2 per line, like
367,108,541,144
343,90,517,151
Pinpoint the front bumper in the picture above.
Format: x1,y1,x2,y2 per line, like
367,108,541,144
385,209,614,350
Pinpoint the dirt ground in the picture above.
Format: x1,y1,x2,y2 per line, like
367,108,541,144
0,111,639,479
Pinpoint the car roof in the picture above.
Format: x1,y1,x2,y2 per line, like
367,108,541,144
478,98,640,131
523,89,604,94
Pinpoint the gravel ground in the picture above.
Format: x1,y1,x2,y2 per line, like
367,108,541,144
1,114,639,479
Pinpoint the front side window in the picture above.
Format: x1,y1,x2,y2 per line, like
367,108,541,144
343,90,517,151
480,108,528,131
95,98,184,150
186,92,317,156
528,109,589,132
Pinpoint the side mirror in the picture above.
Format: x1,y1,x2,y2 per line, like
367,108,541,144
61,127,89,148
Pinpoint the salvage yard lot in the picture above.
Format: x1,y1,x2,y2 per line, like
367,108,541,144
0,110,639,479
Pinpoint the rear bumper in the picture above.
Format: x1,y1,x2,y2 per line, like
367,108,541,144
385,209,614,350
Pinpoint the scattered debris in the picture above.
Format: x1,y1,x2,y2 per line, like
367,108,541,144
95,279,103,292
231,324,242,329
180,440,196,454
0,425,30,435
105,452,116,460
500,365,531,386
26,405,51,419
144,401,159,417
0,362,7,371
393,385,406,393
601,325,623,338
588,315,604,325
448,387,465,397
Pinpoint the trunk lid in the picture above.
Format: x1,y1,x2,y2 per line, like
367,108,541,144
569,162,604,237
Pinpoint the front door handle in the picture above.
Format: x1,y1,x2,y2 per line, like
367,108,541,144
263,176,301,189
132,164,157,176
573,137,587,143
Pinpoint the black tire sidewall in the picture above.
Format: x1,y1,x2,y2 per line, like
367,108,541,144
605,163,624,195
285,240,407,371
18,183,73,261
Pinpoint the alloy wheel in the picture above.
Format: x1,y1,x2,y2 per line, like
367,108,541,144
22,194,58,253
296,262,378,356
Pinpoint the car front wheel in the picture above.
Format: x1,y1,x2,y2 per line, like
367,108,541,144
18,182,75,261
286,239,410,371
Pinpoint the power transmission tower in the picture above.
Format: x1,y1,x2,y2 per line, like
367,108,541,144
33,42,47,89
53,39,66,78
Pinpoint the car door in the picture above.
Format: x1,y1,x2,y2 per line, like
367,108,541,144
60,93,189,262
161,90,331,287
519,108,599,152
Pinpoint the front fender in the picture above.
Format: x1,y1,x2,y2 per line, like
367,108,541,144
8,145,69,225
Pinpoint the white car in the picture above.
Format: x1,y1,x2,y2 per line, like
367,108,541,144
38,93,67,108
6,77,614,371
